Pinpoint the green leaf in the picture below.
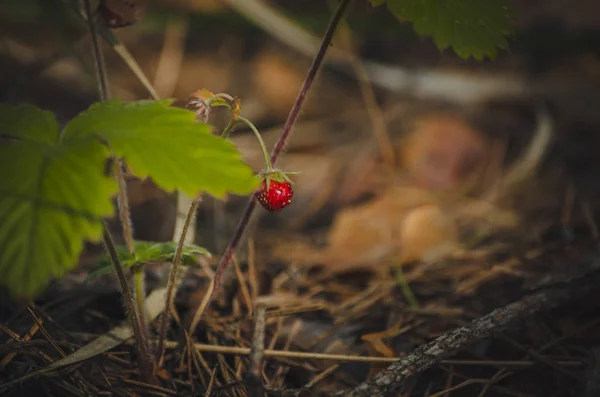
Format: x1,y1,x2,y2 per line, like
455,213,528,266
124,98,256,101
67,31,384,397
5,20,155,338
0,104,59,143
0,138,117,299
369,0,387,6
87,241,211,281
62,99,258,198
385,0,513,60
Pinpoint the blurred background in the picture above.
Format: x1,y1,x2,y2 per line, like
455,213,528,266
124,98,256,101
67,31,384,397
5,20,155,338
3,1,600,395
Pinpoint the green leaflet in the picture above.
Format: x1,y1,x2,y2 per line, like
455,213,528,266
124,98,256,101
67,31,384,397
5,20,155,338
0,138,117,299
62,99,258,198
0,103,59,143
374,0,513,60
86,241,211,280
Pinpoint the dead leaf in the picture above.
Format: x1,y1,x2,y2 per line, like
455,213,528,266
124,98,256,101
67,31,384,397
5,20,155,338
399,113,490,192
398,204,461,264
277,187,437,274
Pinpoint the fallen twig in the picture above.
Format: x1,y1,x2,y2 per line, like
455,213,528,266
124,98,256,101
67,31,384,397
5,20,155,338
339,267,600,397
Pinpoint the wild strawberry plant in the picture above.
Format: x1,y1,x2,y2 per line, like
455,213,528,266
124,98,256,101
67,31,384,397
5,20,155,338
0,0,516,387
0,99,258,300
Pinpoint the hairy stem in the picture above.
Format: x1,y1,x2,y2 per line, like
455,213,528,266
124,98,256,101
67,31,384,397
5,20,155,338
113,162,149,347
188,0,353,334
83,0,153,382
113,163,135,253
102,223,153,379
112,119,152,383
155,198,200,365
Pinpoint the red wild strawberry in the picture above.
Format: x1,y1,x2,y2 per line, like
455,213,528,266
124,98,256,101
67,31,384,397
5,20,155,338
255,179,293,212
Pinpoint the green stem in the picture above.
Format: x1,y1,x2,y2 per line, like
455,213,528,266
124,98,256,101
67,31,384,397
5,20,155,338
220,118,237,140
133,265,147,318
102,223,153,379
113,162,135,253
237,116,273,171
394,267,419,308
113,161,149,343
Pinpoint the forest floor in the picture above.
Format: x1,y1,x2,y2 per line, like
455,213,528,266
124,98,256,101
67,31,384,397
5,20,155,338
2,1,600,396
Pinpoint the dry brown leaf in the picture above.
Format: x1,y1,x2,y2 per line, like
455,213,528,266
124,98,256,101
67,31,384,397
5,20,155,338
399,113,490,192
398,204,461,264
321,188,434,271
274,187,438,274
272,189,486,277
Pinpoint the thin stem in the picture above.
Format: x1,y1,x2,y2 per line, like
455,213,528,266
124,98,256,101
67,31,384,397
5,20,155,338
102,223,153,379
113,158,152,382
269,0,351,165
220,118,237,140
82,0,109,101
188,0,353,335
113,163,135,253
155,198,200,365
84,0,153,382
394,267,419,308
237,116,273,170
113,162,148,337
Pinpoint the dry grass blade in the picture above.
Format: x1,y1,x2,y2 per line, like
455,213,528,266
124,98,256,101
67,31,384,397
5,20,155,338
247,238,259,303
305,365,340,388
168,342,402,363
233,255,253,315
429,375,512,397
26,307,66,358
101,36,160,100
205,365,218,397
0,321,40,372
500,336,586,382
188,278,215,334
119,378,178,395
272,319,302,387
66,0,160,99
